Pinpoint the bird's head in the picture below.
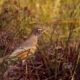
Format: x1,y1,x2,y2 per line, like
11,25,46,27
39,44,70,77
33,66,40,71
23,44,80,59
32,28,45,37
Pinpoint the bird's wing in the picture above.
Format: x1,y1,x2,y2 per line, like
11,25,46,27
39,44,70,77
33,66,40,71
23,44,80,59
9,42,36,58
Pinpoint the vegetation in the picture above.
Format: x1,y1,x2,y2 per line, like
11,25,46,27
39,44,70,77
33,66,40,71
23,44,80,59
0,0,80,80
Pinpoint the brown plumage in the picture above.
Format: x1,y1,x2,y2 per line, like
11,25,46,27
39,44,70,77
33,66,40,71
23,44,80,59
9,28,43,59
0,28,43,63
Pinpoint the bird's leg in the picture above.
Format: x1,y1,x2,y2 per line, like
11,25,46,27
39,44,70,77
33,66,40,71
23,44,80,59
25,49,35,74
26,63,28,73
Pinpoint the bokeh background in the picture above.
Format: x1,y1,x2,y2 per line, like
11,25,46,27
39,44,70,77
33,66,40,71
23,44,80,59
0,0,80,80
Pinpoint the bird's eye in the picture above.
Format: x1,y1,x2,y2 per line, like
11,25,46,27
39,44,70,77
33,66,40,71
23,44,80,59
38,29,42,32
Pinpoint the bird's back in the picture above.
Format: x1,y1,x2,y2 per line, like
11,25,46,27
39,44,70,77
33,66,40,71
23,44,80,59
9,34,38,58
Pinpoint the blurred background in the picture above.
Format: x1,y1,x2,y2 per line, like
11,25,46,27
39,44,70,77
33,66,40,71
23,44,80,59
0,0,80,80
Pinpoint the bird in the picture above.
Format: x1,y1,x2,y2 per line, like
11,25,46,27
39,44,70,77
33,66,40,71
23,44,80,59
0,28,44,63
0,28,45,79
